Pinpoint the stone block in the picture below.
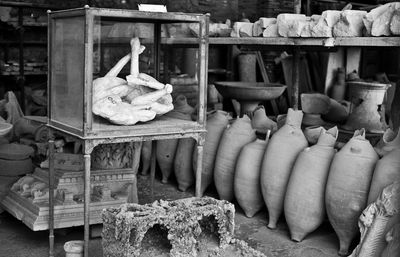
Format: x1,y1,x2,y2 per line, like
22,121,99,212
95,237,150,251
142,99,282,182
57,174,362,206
391,8,400,35
262,24,279,37
102,197,235,257
277,13,307,37
333,10,367,37
231,22,254,37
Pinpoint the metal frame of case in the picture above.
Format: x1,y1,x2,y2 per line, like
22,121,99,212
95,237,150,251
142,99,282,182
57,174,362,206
47,7,209,257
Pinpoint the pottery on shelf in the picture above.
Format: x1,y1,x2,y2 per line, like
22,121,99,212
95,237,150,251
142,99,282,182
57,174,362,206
285,127,338,242
192,110,230,195
325,129,379,256
214,81,286,116
251,106,277,134
260,108,308,229
174,137,196,192
322,98,349,124
173,94,195,115
214,115,256,201
343,81,391,133
234,134,270,218
300,93,331,126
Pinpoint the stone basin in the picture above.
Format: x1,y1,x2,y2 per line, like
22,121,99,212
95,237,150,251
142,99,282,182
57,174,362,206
214,82,287,115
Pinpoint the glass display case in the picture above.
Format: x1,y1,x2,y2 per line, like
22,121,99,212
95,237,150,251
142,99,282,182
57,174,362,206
47,7,209,139
46,7,209,257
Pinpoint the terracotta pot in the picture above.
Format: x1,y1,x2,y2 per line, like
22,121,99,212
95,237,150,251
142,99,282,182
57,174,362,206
303,125,325,145
368,148,400,204
381,223,400,257
140,141,152,176
325,129,379,256
174,137,196,192
260,108,308,229
251,106,277,134
157,111,192,183
322,98,349,124
234,136,269,218
214,115,256,201
300,93,331,114
193,110,230,195
156,139,179,183
173,94,195,115
367,148,400,237
374,128,400,156
284,127,338,242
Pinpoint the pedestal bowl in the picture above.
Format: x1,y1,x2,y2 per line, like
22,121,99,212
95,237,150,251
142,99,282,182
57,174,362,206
214,82,287,115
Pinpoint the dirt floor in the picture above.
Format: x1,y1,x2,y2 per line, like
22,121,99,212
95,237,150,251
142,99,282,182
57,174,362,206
0,173,348,257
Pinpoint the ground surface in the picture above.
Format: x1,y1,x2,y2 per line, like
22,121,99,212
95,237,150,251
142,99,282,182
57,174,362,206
0,173,345,257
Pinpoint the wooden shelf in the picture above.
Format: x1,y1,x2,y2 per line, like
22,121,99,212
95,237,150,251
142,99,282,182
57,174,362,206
0,40,47,45
160,36,400,47
1,71,47,76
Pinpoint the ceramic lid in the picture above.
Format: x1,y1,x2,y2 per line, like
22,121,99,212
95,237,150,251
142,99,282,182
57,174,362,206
0,143,34,160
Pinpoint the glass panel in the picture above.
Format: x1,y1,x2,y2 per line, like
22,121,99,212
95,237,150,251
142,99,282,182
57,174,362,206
92,18,160,131
50,16,85,130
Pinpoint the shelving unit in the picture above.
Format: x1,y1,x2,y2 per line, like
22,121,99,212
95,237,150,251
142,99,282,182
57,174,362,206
0,1,54,112
164,36,399,109
47,7,209,257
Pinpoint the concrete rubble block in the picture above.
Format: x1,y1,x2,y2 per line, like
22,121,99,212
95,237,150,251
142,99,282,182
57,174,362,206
277,13,308,37
231,22,254,37
252,20,264,37
391,8,400,35
311,10,341,37
333,10,367,37
301,15,320,37
262,23,279,37
259,18,277,29
371,3,400,36
363,3,392,36
102,197,236,257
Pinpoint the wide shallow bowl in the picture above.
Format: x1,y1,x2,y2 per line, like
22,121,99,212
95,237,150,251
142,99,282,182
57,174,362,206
0,122,13,136
214,82,287,101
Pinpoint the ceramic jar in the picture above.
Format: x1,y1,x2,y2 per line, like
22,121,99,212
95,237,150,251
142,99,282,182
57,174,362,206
260,108,308,229
214,115,256,201
325,129,379,256
193,110,230,195
368,148,400,237
374,128,400,156
173,94,195,115
157,111,191,183
174,137,196,192
368,148,400,204
251,106,277,134
284,127,338,242
140,141,152,175
234,135,269,218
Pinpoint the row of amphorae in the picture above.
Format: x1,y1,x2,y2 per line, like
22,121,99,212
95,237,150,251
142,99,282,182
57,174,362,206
141,97,400,256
